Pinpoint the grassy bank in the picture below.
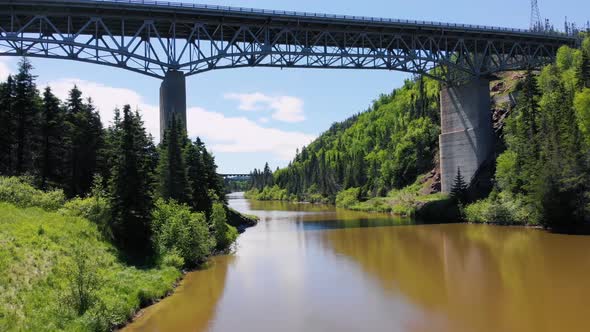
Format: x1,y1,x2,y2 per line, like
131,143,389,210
0,202,180,331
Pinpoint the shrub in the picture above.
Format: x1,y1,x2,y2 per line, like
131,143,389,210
160,249,185,269
335,187,360,208
0,177,65,211
465,192,538,225
62,196,111,239
211,203,238,251
63,243,101,316
151,199,214,267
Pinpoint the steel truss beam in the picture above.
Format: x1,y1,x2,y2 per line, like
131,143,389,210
0,2,576,82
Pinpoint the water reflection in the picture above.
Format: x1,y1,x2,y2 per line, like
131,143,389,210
125,194,590,332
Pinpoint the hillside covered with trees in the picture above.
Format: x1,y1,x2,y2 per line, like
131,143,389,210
247,76,441,204
0,59,254,331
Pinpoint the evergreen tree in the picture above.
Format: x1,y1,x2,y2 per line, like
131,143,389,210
13,58,40,175
450,167,468,203
201,144,226,204
108,105,155,256
64,87,103,197
0,75,16,174
185,138,211,214
156,116,190,204
37,87,66,189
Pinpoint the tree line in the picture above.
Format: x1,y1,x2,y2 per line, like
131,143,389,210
0,58,234,260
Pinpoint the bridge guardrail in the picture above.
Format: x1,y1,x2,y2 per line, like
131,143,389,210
55,0,575,39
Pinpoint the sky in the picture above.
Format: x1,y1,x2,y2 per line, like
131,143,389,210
0,0,587,173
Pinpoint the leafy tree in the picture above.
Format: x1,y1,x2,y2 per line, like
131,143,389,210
151,199,213,267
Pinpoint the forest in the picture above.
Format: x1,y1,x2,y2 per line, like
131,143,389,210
0,59,251,331
247,37,590,230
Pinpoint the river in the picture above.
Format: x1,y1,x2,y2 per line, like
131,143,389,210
124,192,590,332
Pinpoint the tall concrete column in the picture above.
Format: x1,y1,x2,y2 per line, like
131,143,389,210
439,78,492,193
160,70,187,141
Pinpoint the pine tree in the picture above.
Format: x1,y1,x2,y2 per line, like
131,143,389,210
185,138,211,214
0,76,16,174
156,115,190,203
37,87,66,189
64,87,103,197
108,105,155,257
13,58,40,175
450,167,468,203
201,144,225,203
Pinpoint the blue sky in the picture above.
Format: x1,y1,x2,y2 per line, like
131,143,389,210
0,0,587,173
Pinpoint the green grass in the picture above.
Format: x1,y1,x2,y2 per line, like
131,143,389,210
0,202,181,331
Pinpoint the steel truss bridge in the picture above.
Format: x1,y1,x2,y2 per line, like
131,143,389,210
0,0,578,81
0,0,580,192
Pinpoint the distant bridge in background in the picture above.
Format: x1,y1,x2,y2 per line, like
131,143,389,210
220,174,251,179
0,0,581,192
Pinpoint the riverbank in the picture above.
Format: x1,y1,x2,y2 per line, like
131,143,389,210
245,174,462,222
0,180,259,331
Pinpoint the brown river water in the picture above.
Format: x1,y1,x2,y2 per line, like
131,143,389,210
124,193,590,332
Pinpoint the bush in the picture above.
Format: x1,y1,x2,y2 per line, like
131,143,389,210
211,203,238,251
63,243,101,315
465,192,538,225
160,249,185,269
62,196,111,239
335,187,360,208
0,177,65,211
151,199,214,267
244,185,289,201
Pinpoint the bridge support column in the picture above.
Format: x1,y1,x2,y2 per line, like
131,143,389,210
160,70,187,141
439,78,493,193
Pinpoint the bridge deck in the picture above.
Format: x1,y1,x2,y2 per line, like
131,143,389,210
1,0,576,45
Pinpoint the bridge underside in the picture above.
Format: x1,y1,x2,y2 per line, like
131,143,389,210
0,0,578,193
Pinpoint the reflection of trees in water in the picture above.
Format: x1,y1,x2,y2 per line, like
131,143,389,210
322,224,590,332
124,255,235,332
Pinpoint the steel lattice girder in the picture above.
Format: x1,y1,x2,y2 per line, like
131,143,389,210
0,0,578,81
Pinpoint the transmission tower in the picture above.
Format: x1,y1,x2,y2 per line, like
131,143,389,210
530,0,542,30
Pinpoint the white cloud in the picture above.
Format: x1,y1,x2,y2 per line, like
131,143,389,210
45,78,314,160
224,92,306,123
187,107,314,160
0,58,13,81
258,117,270,124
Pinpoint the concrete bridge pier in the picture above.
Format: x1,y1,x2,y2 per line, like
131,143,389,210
439,78,493,193
160,70,187,141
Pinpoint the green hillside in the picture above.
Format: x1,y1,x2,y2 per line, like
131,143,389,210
249,77,441,204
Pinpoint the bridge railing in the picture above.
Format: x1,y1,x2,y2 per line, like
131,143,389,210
59,0,574,38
